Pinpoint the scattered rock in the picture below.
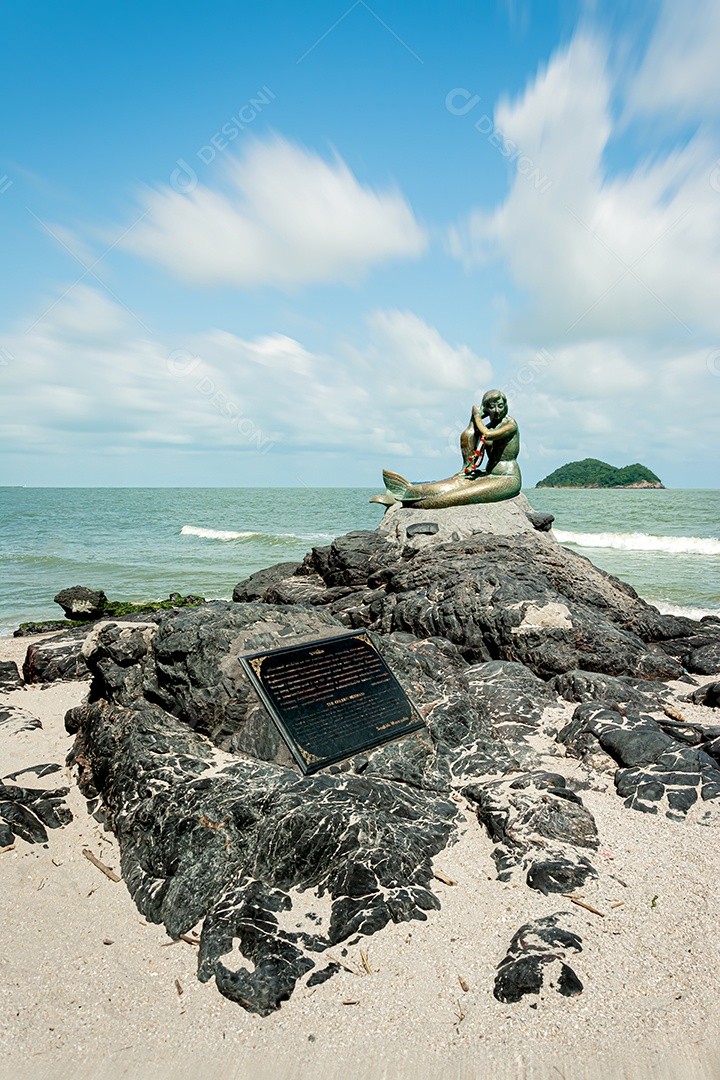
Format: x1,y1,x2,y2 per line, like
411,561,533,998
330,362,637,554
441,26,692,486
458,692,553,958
0,660,23,691
0,705,42,735
464,771,599,889
54,586,107,621
494,912,583,1003
558,704,720,818
306,963,341,987
686,682,720,708
0,772,73,847
525,511,555,532
4,763,63,781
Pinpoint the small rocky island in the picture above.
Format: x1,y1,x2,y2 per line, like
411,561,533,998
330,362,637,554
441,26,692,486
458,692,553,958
537,459,664,489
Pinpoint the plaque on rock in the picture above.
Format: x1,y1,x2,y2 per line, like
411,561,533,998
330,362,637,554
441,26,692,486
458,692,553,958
240,631,424,775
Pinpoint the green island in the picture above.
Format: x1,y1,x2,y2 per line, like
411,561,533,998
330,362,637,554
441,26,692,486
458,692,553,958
536,458,664,489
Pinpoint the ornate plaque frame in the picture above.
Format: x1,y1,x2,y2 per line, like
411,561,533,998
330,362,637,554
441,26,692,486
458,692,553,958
240,630,424,775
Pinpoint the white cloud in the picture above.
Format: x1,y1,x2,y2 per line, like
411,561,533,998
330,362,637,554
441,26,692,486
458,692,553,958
121,136,427,288
501,339,719,484
625,0,720,120
0,289,490,478
352,310,494,457
366,309,491,392
449,33,720,344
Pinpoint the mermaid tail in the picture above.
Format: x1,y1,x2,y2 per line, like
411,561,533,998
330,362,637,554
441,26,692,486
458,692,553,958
370,465,522,509
369,469,412,506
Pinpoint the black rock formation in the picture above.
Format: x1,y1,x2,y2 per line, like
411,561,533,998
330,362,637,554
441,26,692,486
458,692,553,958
549,670,671,712
0,704,42,735
232,562,304,602
23,628,92,683
68,695,456,1016
234,527,706,682
525,511,555,532
0,660,23,691
40,512,720,1016
20,608,199,685
683,642,720,675
464,771,599,891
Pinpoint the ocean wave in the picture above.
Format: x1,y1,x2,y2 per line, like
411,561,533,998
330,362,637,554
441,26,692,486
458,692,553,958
650,601,720,621
554,529,720,556
181,526,261,541
180,525,337,544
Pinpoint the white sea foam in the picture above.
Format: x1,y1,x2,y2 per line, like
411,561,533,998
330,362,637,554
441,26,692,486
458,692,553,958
650,601,720,622
554,529,720,556
181,526,260,541
180,525,337,543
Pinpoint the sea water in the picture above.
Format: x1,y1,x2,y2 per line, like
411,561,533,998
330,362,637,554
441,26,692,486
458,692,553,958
1,487,718,635
529,487,720,620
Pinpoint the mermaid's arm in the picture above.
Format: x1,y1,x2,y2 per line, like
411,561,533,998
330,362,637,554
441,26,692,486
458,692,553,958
477,416,517,441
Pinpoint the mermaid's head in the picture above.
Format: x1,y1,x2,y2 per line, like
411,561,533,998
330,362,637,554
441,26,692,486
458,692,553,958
481,389,508,424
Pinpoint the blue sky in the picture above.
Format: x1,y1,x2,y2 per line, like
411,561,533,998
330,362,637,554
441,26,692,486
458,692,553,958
2,0,719,487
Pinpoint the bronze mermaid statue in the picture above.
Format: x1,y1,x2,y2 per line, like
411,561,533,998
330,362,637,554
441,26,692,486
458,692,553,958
370,389,521,509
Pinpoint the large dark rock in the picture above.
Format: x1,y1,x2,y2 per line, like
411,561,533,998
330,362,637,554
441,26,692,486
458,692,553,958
653,626,720,664
65,600,568,1014
232,562,303,602
236,528,702,682
54,514,720,1017
73,605,517,787
20,607,207,686
0,660,23,691
54,586,107,620
68,695,457,1015
23,628,91,683
525,511,555,532
550,669,671,712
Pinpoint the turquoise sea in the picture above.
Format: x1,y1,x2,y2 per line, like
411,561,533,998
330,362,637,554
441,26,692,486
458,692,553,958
1,487,718,636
